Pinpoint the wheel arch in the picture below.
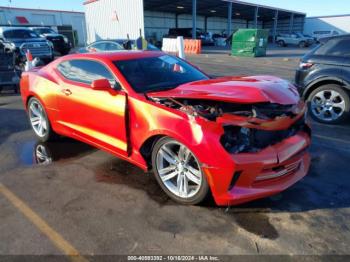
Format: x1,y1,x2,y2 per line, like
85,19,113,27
303,77,350,100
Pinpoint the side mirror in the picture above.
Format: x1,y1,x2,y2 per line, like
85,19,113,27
91,78,111,91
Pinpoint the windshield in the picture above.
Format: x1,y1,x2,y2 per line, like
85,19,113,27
114,55,209,93
3,29,39,39
34,28,56,34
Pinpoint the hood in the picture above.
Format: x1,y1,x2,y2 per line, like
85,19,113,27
9,38,47,45
148,76,300,105
42,33,62,38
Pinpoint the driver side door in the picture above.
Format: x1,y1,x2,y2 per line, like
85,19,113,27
55,59,128,157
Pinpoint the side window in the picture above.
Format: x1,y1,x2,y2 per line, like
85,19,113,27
315,38,350,57
89,42,106,51
104,42,123,51
57,60,116,86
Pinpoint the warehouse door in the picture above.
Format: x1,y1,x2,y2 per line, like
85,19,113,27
57,25,80,48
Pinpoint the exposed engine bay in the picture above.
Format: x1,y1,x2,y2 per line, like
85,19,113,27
150,97,309,154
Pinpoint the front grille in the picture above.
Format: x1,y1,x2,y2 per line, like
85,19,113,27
220,115,308,154
20,42,52,57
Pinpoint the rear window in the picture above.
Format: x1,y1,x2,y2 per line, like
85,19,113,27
315,38,350,57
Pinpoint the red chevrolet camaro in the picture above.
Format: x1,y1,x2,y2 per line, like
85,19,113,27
20,51,311,206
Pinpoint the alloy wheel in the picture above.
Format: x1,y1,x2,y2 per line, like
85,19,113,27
310,89,346,122
29,100,48,138
155,141,202,199
34,144,52,165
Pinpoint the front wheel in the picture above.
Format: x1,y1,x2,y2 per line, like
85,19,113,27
28,97,57,142
307,84,350,124
152,137,209,205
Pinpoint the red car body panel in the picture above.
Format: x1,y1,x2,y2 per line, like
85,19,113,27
20,51,311,206
148,76,300,105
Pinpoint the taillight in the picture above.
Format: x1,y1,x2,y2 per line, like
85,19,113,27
299,62,314,70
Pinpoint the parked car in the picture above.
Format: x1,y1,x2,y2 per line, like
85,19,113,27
295,34,350,124
30,27,72,55
0,42,20,94
167,28,214,45
276,33,314,48
312,30,340,42
21,51,311,206
0,27,54,67
77,39,158,53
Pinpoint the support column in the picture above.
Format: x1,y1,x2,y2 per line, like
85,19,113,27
227,2,233,36
289,13,294,33
254,6,259,28
272,10,278,43
175,13,179,28
192,0,197,39
204,16,208,33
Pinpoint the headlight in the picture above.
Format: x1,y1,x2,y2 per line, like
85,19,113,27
299,62,314,70
47,40,54,48
63,36,69,44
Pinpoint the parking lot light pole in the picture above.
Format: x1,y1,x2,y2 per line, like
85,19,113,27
254,6,259,28
227,2,233,37
273,10,279,44
192,0,197,39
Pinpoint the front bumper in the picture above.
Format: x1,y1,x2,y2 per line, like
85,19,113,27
203,131,311,206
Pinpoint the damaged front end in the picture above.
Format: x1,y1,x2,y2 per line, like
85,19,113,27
148,96,310,154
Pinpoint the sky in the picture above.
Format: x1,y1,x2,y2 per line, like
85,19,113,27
0,0,349,17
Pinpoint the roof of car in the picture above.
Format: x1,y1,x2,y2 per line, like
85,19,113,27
0,27,33,32
62,50,164,62
320,34,350,43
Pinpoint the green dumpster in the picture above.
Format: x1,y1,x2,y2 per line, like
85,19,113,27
231,29,269,57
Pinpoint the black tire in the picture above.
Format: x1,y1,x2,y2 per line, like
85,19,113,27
27,97,58,142
277,40,286,47
14,84,19,94
299,41,306,48
151,137,210,205
307,84,350,124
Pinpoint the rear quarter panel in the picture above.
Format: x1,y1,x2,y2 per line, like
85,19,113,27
20,68,60,128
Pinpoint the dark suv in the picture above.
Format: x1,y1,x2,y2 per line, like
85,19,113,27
295,34,350,124
0,27,54,67
31,27,71,55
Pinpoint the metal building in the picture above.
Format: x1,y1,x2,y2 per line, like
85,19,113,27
84,0,305,44
0,6,87,46
304,14,350,35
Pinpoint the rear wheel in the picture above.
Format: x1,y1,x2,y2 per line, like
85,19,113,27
307,84,350,124
152,137,209,205
299,41,306,48
277,40,286,47
28,97,57,142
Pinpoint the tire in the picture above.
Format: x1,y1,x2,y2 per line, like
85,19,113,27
299,41,306,48
27,97,57,142
307,84,350,124
151,137,209,205
14,85,19,94
277,40,286,47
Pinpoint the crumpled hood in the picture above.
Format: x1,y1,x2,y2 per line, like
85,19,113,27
148,76,300,105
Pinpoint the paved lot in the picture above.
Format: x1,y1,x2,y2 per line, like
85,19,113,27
0,47,350,258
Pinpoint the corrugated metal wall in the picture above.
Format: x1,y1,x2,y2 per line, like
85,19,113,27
264,17,305,34
85,0,144,43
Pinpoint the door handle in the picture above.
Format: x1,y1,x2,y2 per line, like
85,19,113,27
62,89,72,96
